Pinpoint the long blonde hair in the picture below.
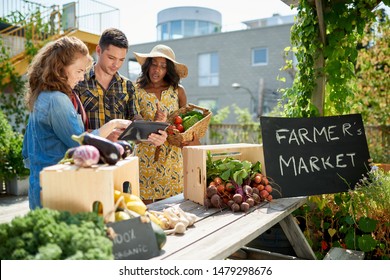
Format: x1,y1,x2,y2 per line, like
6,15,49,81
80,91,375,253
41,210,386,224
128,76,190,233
25,36,90,111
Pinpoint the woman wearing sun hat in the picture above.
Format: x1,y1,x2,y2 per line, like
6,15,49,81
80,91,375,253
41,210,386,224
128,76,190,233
133,44,197,204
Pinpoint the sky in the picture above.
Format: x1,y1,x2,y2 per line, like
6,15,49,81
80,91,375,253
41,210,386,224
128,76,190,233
33,0,297,44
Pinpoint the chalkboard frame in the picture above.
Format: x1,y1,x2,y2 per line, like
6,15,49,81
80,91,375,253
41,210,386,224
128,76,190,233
260,114,371,198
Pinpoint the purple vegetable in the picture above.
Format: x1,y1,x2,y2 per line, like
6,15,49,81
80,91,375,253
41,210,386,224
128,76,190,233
242,184,253,196
116,140,133,159
72,145,100,167
113,142,125,157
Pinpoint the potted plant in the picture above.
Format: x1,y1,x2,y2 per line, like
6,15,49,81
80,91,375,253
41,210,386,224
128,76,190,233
0,109,13,192
5,132,30,196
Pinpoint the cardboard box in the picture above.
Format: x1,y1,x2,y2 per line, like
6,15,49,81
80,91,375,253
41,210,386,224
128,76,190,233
183,144,265,205
40,157,139,222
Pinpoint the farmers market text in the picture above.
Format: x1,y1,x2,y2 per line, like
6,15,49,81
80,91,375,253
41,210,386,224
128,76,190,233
275,122,362,176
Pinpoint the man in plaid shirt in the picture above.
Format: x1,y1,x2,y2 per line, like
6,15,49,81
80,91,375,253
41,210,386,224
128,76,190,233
74,28,138,141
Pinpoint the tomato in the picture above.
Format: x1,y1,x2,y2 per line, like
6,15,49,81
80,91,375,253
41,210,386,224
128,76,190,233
176,123,184,132
174,115,183,125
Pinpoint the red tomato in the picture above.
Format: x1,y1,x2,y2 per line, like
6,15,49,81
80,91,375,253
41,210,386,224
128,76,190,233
174,115,183,125
176,123,184,132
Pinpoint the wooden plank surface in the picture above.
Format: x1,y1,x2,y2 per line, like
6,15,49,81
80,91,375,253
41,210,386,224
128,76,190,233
149,195,309,260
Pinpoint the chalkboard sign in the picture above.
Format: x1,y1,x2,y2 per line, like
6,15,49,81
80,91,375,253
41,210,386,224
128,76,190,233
107,217,160,260
260,114,371,198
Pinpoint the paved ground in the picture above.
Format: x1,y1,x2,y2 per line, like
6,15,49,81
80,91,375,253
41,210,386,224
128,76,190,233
0,193,30,224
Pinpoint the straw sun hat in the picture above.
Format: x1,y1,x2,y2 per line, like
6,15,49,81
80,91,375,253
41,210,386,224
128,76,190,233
133,44,188,78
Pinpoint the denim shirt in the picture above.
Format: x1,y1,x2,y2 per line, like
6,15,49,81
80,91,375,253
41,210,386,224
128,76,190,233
22,91,98,209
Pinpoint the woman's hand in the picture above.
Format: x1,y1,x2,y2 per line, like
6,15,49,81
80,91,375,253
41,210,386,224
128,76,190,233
154,102,167,122
148,129,168,146
181,132,200,147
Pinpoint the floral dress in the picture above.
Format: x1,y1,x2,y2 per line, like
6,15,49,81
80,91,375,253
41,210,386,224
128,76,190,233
133,85,183,200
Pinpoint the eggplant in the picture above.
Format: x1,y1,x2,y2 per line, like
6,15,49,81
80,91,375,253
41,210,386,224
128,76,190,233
116,140,133,159
71,132,120,165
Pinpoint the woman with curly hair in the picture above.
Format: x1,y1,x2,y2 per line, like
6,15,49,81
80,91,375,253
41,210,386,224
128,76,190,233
22,36,131,209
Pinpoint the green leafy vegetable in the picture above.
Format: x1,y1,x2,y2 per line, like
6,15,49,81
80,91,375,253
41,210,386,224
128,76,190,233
0,208,113,260
206,151,260,186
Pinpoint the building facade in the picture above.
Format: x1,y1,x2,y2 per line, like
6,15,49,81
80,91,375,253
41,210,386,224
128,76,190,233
123,10,295,123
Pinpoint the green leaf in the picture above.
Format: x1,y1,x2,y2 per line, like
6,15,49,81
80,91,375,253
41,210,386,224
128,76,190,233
323,222,331,230
345,215,354,225
232,169,248,186
241,160,252,171
334,194,343,205
251,161,262,174
358,217,377,233
220,169,231,181
358,235,377,252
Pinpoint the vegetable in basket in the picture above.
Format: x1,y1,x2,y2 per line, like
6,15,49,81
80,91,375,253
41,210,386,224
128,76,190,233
182,114,201,131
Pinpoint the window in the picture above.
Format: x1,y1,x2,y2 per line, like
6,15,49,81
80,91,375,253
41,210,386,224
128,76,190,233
184,20,196,37
157,23,169,41
170,20,183,39
198,20,210,35
198,52,219,87
252,47,268,66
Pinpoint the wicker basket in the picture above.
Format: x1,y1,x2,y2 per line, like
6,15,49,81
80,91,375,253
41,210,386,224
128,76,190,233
167,103,212,147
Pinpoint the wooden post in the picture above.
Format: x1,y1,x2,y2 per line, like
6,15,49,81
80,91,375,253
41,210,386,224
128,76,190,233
312,0,326,116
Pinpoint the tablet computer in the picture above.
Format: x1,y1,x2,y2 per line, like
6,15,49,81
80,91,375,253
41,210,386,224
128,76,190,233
118,120,170,141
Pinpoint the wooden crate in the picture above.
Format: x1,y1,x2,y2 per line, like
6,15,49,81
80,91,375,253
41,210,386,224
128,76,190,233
40,156,139,222
183,143,265,205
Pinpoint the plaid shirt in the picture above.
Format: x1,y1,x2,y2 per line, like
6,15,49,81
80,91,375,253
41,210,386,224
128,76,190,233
74,64,136,130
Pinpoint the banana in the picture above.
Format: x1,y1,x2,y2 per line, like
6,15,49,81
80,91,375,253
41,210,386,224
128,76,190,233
124,193,143,204
114,190,124,203
114,190,143,204
126,200,147,215
114,189,147,215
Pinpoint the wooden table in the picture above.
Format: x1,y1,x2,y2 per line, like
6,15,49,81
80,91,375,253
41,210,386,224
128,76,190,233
148,194,316,260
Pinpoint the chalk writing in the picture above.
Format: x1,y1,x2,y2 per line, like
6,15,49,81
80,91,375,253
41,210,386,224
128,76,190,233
113,228,136,244
114,244,149,259
275,122,361,146
279,153,356,176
